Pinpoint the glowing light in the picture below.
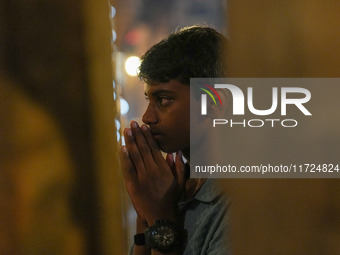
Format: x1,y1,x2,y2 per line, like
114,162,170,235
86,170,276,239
117,131,120,142
120,98,129,115
112,30,117,42
115,119,121,130
110,6,116,18
124,56,141,76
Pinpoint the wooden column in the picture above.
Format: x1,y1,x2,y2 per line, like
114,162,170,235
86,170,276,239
224,1,340,255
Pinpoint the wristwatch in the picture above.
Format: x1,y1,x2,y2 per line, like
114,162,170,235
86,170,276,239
145,219,179,252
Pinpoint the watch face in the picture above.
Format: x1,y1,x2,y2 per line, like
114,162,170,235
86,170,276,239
145,220,179,251
152,225,175,247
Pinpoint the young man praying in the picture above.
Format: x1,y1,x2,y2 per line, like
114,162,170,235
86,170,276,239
120,26,230,255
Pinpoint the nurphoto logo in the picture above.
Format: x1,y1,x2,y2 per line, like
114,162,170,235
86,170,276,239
199,83,312,128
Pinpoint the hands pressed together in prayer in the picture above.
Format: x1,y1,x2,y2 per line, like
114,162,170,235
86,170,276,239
120,120,186,236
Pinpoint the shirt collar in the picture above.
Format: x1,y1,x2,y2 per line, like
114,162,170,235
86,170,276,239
193,178,223,203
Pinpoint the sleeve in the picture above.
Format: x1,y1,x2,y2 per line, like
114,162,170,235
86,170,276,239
206,197,231,255
206,215,230,255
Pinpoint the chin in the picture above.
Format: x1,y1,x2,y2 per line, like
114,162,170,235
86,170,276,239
158,142,188,154
159,145,176,154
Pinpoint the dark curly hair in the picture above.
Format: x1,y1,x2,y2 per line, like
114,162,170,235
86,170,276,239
138,26,227,85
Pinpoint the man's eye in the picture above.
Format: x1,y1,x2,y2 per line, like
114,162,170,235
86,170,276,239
158,97,173,106
145,96,149,101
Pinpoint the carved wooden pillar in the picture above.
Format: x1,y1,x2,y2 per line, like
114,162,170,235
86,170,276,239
0,0,125,254
224,1,340,255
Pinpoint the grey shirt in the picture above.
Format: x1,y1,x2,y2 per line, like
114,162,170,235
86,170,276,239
179,178,230,255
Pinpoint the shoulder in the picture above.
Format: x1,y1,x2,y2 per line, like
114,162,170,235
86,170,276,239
181,179,231,255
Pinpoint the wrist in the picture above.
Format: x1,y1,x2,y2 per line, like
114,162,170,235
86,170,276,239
136,216,148,233
147,209,177,226
134,218,148,247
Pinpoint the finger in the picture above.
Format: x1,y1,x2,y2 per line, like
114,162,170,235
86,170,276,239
166,153,176,177
124,128,146,174
165,153,174,167
130,121,158,169
119,146,138,184
120,146,144,216
175,151,186,190
140,124,166,165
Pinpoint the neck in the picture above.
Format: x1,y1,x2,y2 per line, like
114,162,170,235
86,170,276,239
184,177,206,200
182,152,207,200
182,148,190,163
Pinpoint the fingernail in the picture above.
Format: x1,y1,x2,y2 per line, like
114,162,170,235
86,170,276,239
127,129,133,136
131,121,138,129
141,124,148,131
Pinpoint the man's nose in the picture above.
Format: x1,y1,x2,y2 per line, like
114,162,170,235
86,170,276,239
142,104,158,125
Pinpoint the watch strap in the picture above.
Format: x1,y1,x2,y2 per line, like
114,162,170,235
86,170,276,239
134,233,145,246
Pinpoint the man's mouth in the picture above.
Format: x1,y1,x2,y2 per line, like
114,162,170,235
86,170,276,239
150,130,163,139
151,132,162,138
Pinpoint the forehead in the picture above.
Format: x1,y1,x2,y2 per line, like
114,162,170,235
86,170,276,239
144,80,189,95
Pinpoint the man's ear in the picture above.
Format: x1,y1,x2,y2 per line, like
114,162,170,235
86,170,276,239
206,89,229,119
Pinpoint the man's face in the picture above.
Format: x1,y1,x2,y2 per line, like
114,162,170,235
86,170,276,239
142,80,190,154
